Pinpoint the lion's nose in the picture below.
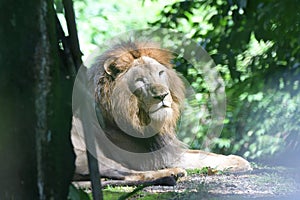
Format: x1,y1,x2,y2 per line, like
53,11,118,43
153,92,168,101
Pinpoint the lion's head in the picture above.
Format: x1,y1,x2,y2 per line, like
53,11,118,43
90,41,185,138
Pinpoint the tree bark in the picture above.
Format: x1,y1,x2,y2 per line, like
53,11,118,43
0,0,75,199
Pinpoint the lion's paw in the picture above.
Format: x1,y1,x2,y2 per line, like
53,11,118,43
131,167,186,182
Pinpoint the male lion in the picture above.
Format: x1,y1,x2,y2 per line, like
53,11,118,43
71,40,251,185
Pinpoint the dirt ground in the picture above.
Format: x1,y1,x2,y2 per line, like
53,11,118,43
142,166,300,200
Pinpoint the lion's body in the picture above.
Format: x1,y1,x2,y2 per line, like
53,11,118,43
71,41,251,184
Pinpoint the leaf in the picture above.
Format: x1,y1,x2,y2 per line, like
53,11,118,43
68,184,90,200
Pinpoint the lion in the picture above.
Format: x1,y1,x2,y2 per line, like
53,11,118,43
71,40,251,186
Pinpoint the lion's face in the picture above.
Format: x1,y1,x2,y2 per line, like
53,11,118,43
126,56,174,123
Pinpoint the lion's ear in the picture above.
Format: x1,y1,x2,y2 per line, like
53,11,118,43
104,58,121,78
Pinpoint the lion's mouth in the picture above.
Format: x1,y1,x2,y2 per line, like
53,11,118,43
149,101,172,114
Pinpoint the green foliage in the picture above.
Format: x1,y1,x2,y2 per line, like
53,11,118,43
150,0,300,161
72,0,176,58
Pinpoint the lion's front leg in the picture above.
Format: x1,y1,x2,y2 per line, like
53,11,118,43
97,168,187,187
176,150,252,172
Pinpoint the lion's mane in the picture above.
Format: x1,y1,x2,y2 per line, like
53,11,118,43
89,41,185,133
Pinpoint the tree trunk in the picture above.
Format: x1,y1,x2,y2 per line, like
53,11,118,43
0,0,75,199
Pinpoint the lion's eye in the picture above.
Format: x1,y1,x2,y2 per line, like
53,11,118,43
135,78,144,83
159,70,165,76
